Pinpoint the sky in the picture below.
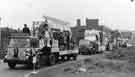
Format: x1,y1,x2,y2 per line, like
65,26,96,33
0,0,135,30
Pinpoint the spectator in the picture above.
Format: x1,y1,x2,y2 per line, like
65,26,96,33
22,24,30,35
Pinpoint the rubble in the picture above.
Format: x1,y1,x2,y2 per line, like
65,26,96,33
63,47,135,74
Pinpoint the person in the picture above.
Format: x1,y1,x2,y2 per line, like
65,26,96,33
22,24,30,35
39,22,53,55
66,31,70,49
43,24,53,47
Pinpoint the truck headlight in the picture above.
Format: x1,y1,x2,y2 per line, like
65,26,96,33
24,49,31,56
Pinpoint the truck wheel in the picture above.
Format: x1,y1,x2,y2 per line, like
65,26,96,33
8,62,16,69
73,55,77,60
49,54,56,65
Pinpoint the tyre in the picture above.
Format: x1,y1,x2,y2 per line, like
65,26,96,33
67,56,71,61
73,56,77,60
8,62,16,69
64,56,68,61
72,55,77,60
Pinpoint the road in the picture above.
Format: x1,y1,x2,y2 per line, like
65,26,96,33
0,55,91,77
0,63,32,77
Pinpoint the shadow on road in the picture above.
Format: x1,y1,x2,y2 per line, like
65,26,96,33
7,65,33,71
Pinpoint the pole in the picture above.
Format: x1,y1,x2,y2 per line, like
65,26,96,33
31,49,39,74
31,55,39,74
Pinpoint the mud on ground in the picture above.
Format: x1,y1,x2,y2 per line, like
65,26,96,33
64,47,135,74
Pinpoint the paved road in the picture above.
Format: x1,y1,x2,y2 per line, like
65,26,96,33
0,63,31,77
0,55,91,77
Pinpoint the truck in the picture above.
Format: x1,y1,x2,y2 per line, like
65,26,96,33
4,16,78,68
36,16,78,63
4,33,41,68
79,29,107,54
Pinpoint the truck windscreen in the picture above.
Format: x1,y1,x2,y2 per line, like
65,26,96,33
8,38,30,48
84,35,97,41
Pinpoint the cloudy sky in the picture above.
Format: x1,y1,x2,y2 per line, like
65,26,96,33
0,0,135,30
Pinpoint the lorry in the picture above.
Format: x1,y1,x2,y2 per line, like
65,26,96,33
4,16,78,68
79,29,107,54
4,33,41,68
37,16,78,63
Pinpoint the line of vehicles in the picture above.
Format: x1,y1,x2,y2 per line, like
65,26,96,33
3,16,123,69
4,16,78,69
78,29,115,55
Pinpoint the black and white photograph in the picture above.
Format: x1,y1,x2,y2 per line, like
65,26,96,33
0,0,135,77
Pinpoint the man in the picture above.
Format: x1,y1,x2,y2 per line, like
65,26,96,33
23,24,30,35
38,22,53,55
43,24,53,47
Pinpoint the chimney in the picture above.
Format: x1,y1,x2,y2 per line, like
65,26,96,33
86,18,88,26
76,19,81,26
